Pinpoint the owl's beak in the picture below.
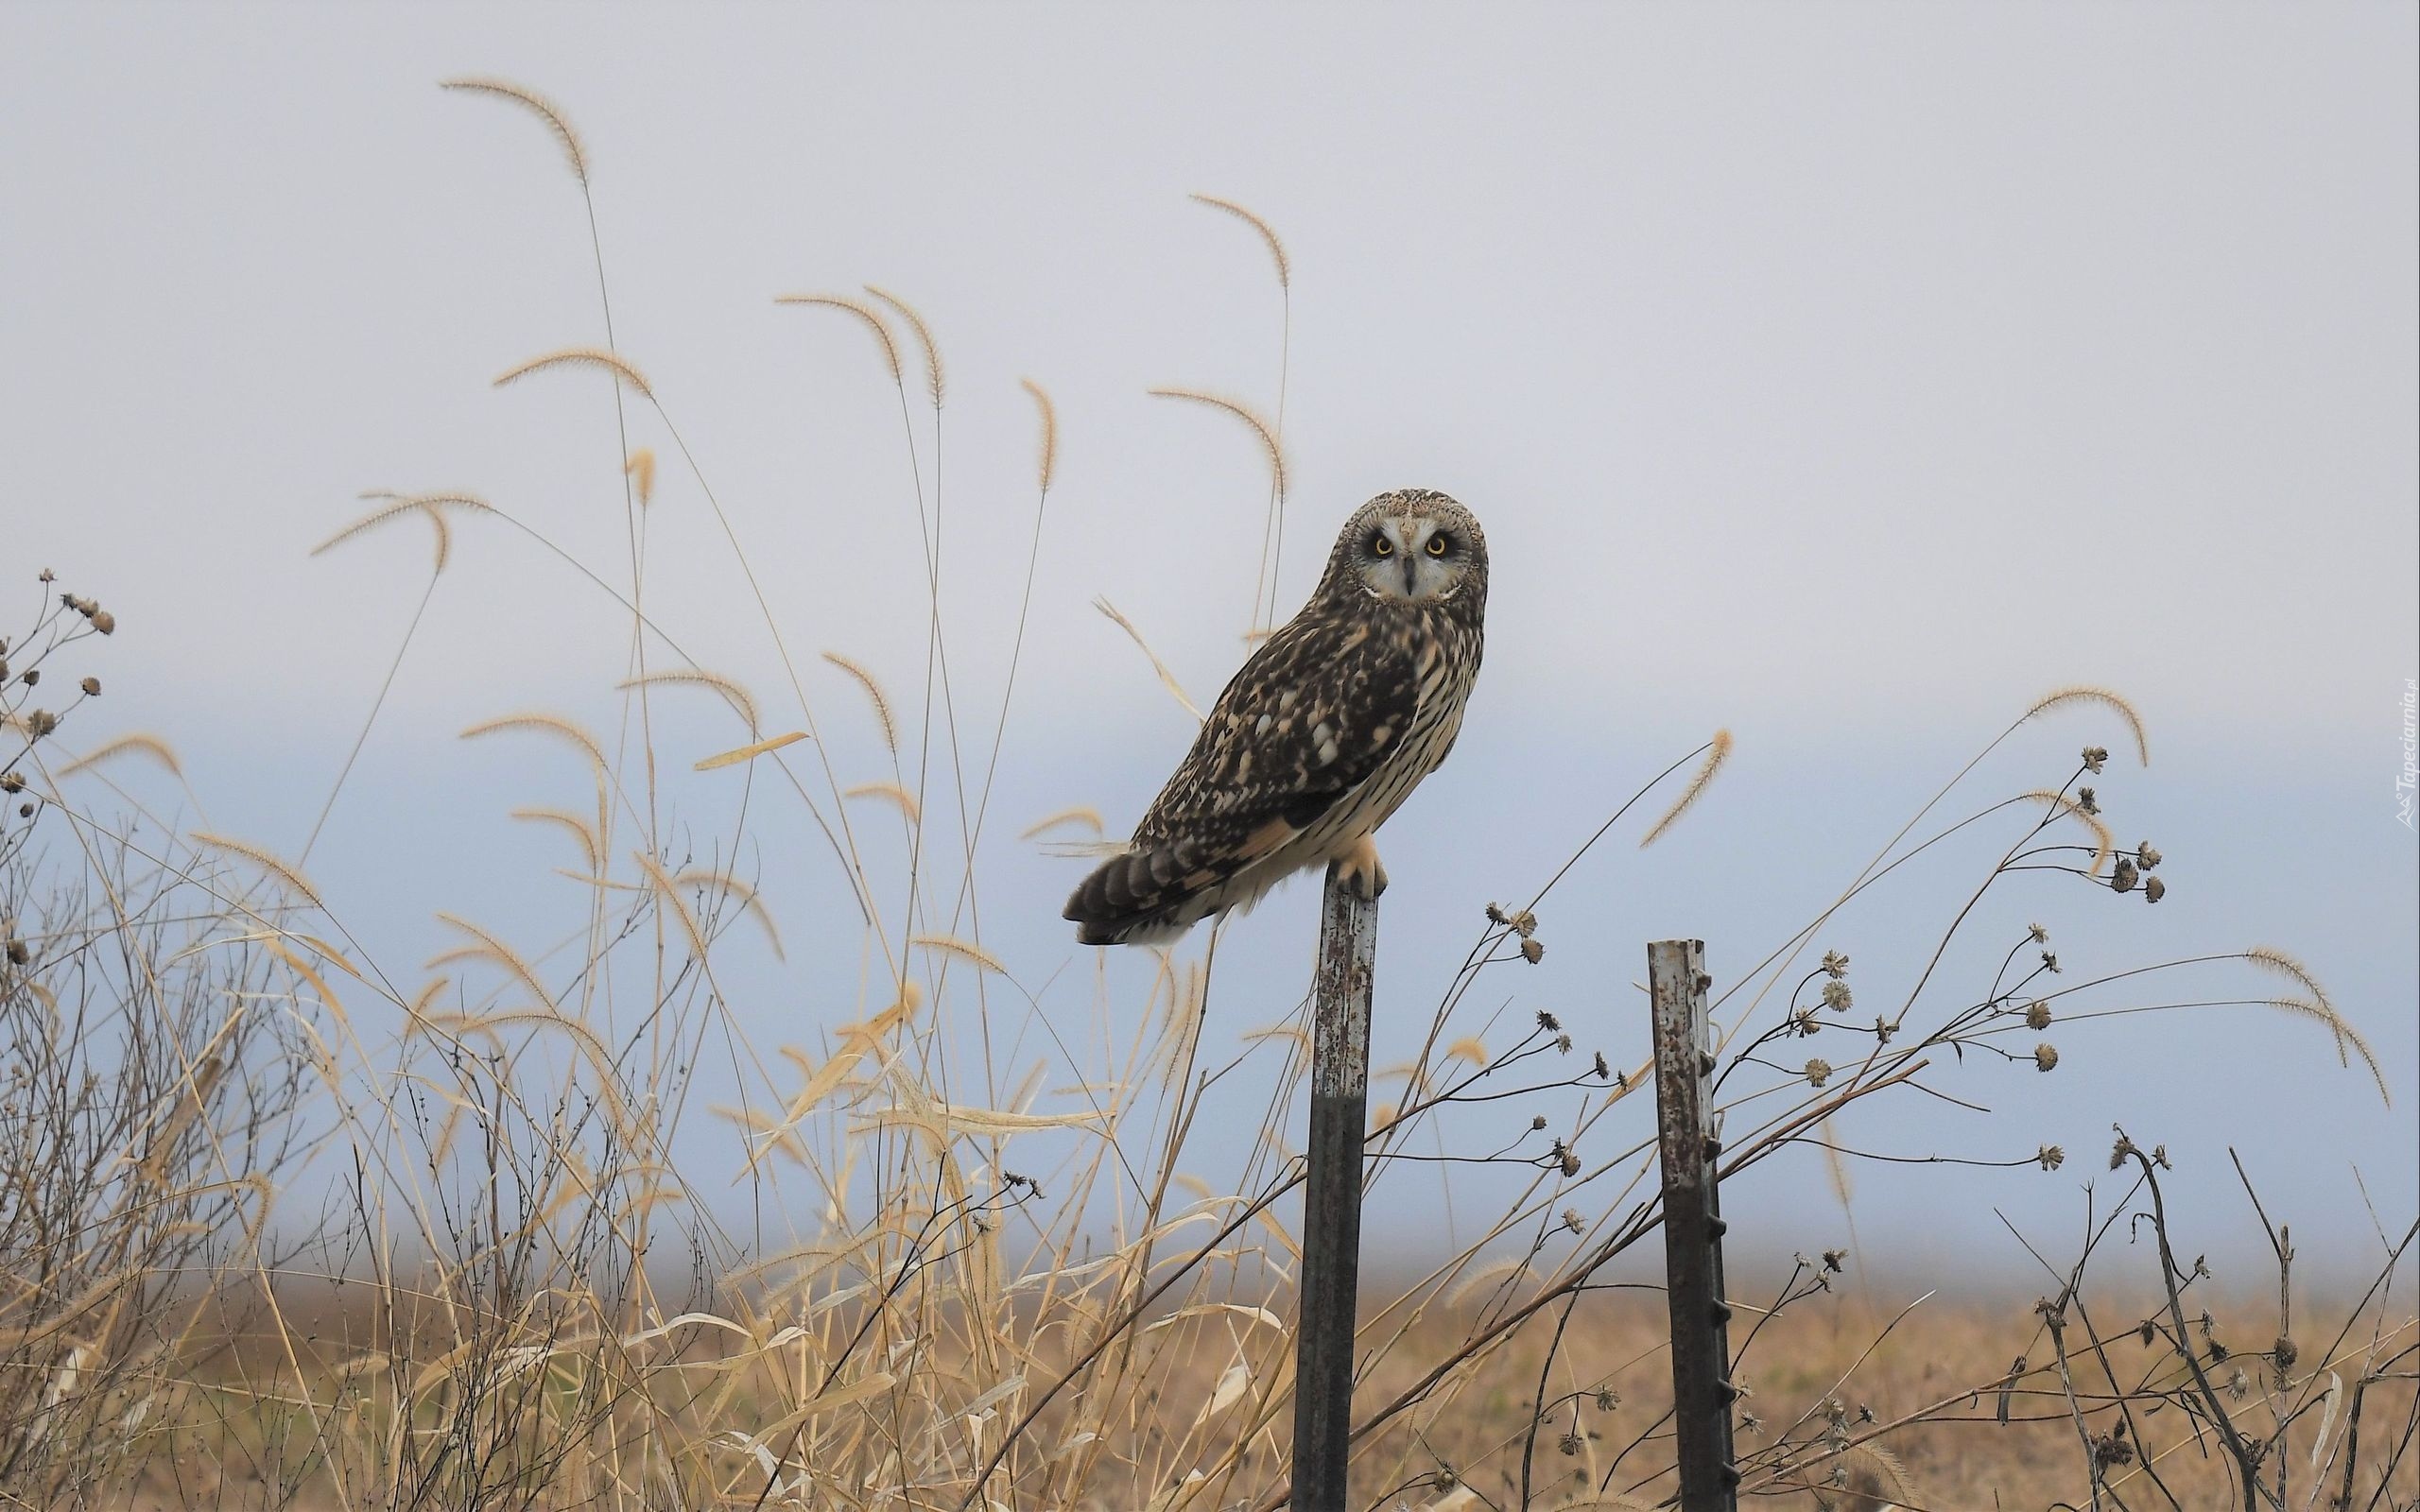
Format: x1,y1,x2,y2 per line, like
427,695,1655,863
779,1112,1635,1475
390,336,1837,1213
1401,557,1417,595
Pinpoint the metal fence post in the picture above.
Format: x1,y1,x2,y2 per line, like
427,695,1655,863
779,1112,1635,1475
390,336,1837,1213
1650,938,1739,1512
1291,863,1379,1512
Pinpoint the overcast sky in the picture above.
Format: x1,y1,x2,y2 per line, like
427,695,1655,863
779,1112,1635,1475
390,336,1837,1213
4,4,2413,1278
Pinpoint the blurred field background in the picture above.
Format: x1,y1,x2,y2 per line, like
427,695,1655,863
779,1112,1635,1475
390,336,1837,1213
2,6,2413,1509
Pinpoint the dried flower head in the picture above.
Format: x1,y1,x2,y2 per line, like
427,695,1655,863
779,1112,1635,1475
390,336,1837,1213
1561,1208,1585,1234
1821,979,1853,1012
1535,1009,1561,1033
1591,1051,1610,1079
2111,856,2138,893
78,677,99,696
90,610,114,634
0,773,21,794
2083,745,2108,772
4,939,26,967
2029,922,2048,943
2144,875,2165,903
1530,1114,1548,1131
1821,950,1849,978
1520,937,1544,965
2273,1335,2298,1370
2076,786,2100,815
2136,841,2161,869
2032,1042,2060,1072
1595,1388,1619,1412
1822,1247,1846,1273
2025,1001,2052,1030
1804,1057,1833,1089
2037,1144,2065,1171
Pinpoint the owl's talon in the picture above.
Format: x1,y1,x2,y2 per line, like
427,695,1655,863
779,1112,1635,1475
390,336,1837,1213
1334,834,1388,901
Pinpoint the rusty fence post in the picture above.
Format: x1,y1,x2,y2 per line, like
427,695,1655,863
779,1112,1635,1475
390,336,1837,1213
1651,938,1739,1512
1291,863,1379,1512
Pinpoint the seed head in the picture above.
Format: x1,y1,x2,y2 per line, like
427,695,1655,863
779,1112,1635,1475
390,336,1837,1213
2076,786,2100,815
78,677,99,697
1520,937,1544,965
1558,1432,1582,1457
1804,1057,1833,1089
1872,1016,1894,1045
1821,950,1849,979
26,711,56,739
1821,979,1852,1012
1561,1208,1584,1234
2032,1042,2060,1073
4,939,26,966
1594,1388,1618,1412
1558,1145,1582,1177
1822,1247,1846,1273
2037,1144,2065,1170
2136,841,2161,869
2083,745,2108,772
90,610,114,634
1530,1114,1548,1131
0,773,21,794
2112,857,2138,893
2025,1001,2052,1030
2144,876,2166,903
1535,1009,1561,1033
19,669,37,687
1591,1051,1609,1079
2273,1335,2297,1370
2029,922,2048,943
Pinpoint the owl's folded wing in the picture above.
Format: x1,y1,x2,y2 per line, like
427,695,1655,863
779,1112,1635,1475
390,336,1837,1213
1064,616,1421,935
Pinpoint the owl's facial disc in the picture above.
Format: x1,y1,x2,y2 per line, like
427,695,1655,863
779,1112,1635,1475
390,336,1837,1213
1356,513,1464,602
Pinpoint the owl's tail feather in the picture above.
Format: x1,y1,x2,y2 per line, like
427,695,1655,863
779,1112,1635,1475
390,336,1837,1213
1064,843,1203,946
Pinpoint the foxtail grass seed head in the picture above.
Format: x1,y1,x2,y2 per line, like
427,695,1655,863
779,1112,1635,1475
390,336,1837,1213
2033,1042,2060,1072
2144,875,2165,902
2025,1001,2052,1030
1805,1058,1833,1089
2037,1144,2065,1171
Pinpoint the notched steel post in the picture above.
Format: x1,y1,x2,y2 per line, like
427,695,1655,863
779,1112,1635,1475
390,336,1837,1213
1651,938,1739,1512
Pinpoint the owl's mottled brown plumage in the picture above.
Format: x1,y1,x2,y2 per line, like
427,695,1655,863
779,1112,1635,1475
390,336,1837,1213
1066,490,1488,945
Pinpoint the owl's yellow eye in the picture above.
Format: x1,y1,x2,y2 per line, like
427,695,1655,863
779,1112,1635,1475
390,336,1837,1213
1426,534,1450,557
1372,533,1392,557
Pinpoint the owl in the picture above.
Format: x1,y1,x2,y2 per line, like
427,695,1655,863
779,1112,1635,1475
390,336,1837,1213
1065,489,1488,945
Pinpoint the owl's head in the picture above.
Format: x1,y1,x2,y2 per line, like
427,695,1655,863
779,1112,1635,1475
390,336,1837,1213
1321,489,1488,612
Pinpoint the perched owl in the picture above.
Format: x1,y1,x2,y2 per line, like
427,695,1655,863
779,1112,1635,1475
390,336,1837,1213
1065,489,1488,945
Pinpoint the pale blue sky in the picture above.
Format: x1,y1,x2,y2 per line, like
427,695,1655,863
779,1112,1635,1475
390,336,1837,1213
3,4,2412,1278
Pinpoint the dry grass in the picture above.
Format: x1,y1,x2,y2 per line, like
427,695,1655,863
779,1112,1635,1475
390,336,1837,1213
1,80,2411,1512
